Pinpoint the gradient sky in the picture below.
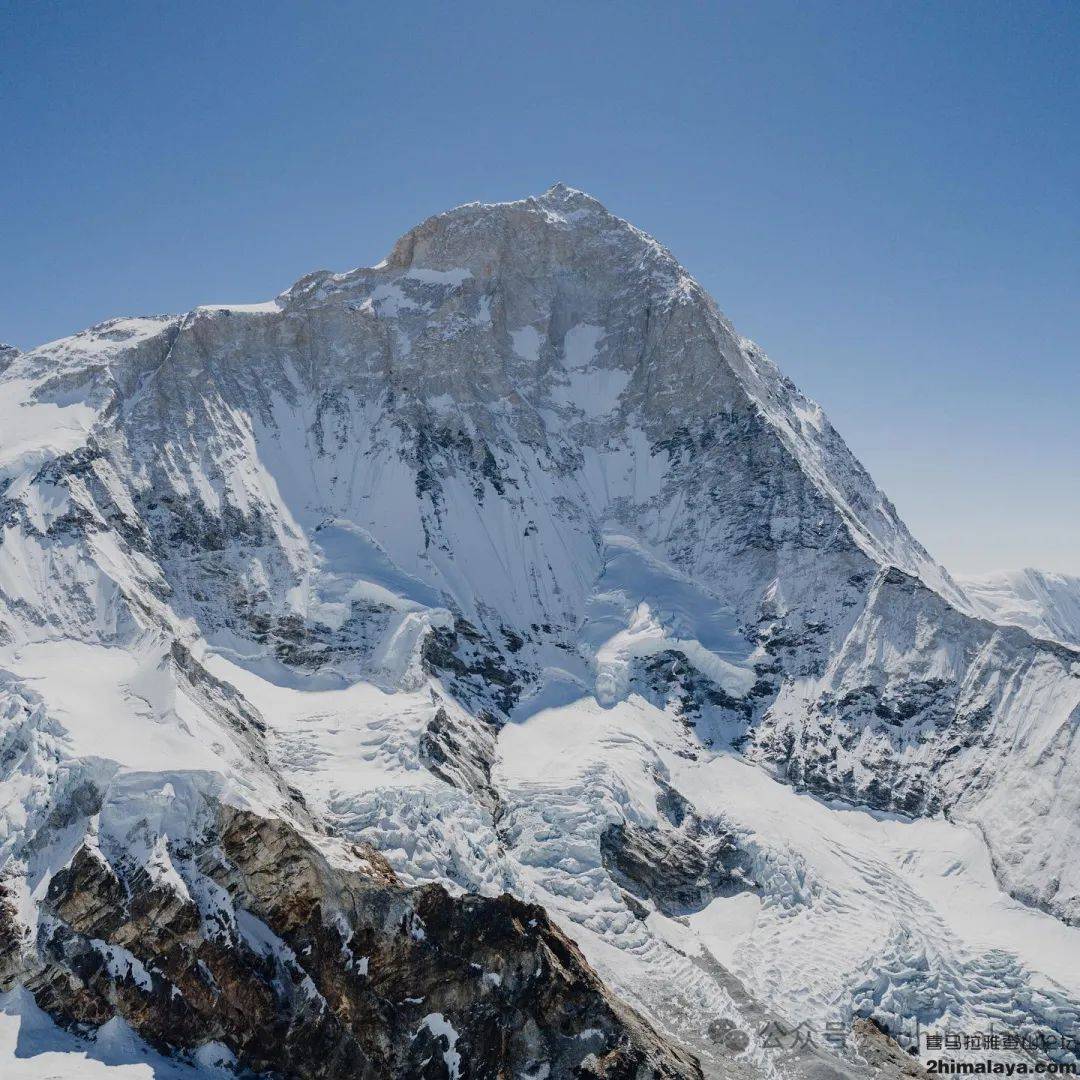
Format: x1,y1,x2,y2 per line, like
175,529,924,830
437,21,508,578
2,1,1077,575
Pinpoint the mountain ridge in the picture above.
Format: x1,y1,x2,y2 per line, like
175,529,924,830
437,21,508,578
8,183,964,614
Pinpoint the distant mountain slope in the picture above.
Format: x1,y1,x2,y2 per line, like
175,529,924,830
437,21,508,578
959,567,1080,647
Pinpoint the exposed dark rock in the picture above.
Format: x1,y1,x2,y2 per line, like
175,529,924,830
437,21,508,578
169,640,267,738
635,651,756,739
0,343,18,375
419,704,501,814
850,1019,928,1078
0,880,29,985
404,417,517,521
26,779,105,852
14,804,704,1079
601,799,754,917
421,615,532,716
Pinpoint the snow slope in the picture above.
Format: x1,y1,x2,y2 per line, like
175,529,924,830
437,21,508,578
960,567,1080,647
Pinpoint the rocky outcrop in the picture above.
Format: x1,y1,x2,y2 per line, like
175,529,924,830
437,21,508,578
850,1020,928,1079
747,566,1080,923
600,785,755,918
421,616,534,717
419,704,502,814
12,804,703,1079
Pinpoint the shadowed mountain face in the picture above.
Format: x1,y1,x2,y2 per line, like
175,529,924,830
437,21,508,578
1,186,1078,1077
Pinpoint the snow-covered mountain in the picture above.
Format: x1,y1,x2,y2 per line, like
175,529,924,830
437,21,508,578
2,185,1079,1078
959,568,1080,648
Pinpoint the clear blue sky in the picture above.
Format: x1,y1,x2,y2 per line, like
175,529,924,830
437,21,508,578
2,1,1077,575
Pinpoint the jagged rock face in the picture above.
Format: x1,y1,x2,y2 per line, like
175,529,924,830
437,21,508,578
1,186,951,668
849,1020,928,1079
2,186,1079,1077
601,780,754,917
0,345,17,376
419,704,502,814
748,567,1080,923
601,819,752,919
11,802,701,1079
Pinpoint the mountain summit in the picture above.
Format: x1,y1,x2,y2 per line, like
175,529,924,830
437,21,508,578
2,189,1079,1078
